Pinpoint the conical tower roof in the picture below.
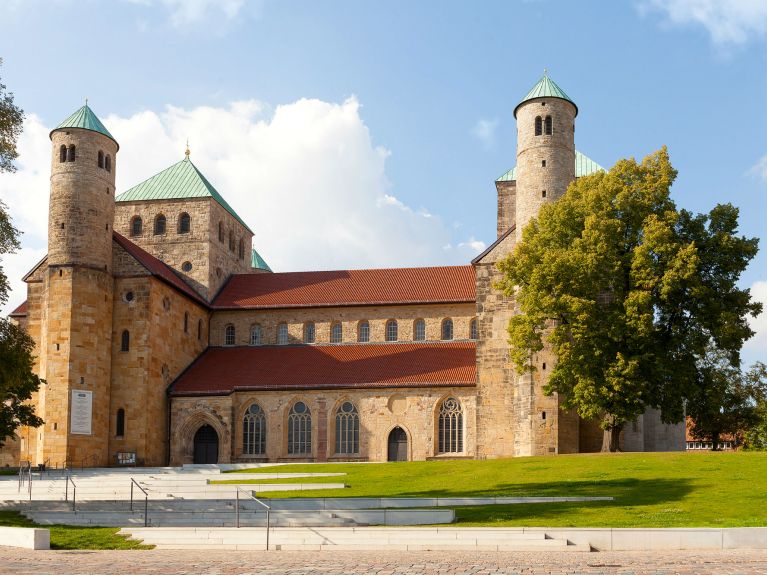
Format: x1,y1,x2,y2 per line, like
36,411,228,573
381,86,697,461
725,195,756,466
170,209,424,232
513,73,577,118
51,103,118,149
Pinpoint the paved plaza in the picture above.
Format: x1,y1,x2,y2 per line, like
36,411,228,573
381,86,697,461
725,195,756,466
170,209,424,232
2,548,767,575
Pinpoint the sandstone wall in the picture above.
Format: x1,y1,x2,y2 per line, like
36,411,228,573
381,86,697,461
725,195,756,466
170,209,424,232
496,180,516,238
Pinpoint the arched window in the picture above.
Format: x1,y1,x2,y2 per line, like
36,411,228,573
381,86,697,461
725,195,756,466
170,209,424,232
120,330,130,352
535,116,542,136
470,318,478,340
544,115,552,135
287,401,311,455
250,324,262,345
330,322,342,343
116,408,125,437
243,403,266,455
98,151,104,169
414,319,426,341
335,401,359,455
277,323,288,345
184,312,189,333
238,239,244,260
218,222,224,242
178,213,191,234
303,322,315,344
228,231,235,252
438,397,463,453
154,214,166,235
198,319,203,340
385,320,398,342
67,145,76,162
224,324,235,346
130,216,142,236
59,145,67,163
357,321,370,343
105,155,111,172
441,318,454,341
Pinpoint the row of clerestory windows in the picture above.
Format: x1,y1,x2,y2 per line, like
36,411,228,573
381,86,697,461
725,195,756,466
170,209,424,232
241,397,463,456
226,318,479,346
130,213,191,237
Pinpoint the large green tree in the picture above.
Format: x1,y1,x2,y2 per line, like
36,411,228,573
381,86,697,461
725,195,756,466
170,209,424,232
498,148,761,451
0,61,43,448
743,363,767,450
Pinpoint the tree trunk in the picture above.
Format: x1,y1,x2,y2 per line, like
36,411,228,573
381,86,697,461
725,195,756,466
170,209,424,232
601,423,623,452
711,431,720,451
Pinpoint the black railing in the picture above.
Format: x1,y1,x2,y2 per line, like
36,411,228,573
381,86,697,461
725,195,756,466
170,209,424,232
130,478,149,527
235,487,271,550
64,476,76,511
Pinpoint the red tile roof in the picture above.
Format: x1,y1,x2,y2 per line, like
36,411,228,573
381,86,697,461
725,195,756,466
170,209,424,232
170,341,476,396
9,300,28,316
212,266,476,309
112,232,207,306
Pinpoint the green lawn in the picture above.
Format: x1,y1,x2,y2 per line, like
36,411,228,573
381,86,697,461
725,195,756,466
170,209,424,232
217,451,767,528
0,511,153,550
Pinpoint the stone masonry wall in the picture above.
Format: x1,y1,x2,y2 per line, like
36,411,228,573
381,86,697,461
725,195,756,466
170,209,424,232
496,180,516,238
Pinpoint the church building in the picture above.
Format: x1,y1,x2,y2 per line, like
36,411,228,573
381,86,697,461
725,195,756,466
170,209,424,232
3,75,685,468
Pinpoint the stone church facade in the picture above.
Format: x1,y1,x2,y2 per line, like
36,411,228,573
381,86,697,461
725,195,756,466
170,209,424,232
2,75,685,468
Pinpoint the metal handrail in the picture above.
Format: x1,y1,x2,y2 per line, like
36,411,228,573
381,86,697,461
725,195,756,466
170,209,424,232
17,461,30,492
64,476,76,511
235,486,271,550
130,478,149,527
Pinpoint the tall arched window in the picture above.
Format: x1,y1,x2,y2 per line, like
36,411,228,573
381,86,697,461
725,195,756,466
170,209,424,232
438,397,463,453
243,403,266,455
385,320,398,342
470,318,478,340
105,155,111,172
59,145,67,163
414,319,426,341
544,115,552,135
250,324,262,345
228,231,235,252
303,322,315,344
287,401,311,455
441,318,454,341
357,321,370,343
335,401,359,455
120,330,130,352
238,239,244,260
535,116,542,136
224,324,235,346
198,319,203,340
178,213,191,234
154,214,166,235
116,408,125,437
184,312,189,333
218,222,224,242
277,323,288,345
330,322,342,343
130,216,142,237
67,145,76,162
98,151,104,169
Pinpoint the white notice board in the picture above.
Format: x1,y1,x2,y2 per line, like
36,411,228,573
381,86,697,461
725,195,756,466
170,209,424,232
70,390,93,435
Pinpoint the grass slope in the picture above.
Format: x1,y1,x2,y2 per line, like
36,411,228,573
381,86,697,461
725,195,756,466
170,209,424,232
0,511,152,550
218,452,767,528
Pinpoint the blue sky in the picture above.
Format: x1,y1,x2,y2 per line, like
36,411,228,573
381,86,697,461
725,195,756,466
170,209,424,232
0,0,765,363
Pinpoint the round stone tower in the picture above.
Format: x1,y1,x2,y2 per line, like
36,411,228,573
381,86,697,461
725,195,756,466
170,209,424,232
513,73,577,241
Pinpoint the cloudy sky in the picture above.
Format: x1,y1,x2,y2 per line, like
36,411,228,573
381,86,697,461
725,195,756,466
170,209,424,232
0,0,765,365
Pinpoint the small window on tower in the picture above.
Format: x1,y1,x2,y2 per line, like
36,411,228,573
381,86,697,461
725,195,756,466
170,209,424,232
154,214,166,235
67,145,76,162
131,216,143,236
181,261,192,272
116,409,125,437
542,190,547,198
98,151,104,169
218,222,224,242
544,115,552,135
178,213,191,234
59,145,67,163
105,155,111,173
121,330,130,352
542,160,546,167
534,116,542,136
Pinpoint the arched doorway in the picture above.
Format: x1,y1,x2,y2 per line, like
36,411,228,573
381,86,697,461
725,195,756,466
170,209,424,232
193,424,219,464
387,427,408,461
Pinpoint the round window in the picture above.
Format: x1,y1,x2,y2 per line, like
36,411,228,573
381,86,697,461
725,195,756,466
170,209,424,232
293,402,306,414
341,401,354,413
182,261,192,272
124,291,135,303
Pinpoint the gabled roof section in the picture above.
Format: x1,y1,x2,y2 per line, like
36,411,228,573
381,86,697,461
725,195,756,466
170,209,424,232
52,104,118,148
115,157,253,233
170,341,476,396
213,266,475,309
251,248,272,272
495,150,604,183
514,73,577,118
9,300,28,317
113,232,207,306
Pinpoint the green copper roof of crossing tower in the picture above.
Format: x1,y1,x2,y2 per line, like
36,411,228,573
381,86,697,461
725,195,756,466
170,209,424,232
115,156,253,233
513,73,577,118
496,150,604,182
251,248,272,272
52,103,118,149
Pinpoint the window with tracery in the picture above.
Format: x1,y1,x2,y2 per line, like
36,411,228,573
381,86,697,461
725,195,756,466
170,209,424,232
438,397,463,453
287,401,311,455
243,403,266,455
335,402,359,455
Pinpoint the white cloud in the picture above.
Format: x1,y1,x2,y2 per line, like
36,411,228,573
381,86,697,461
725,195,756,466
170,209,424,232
745,281,767,361
123,0,250,28
471,118,499,150
0,97,485,314
748,154,767,181
641,0,767,44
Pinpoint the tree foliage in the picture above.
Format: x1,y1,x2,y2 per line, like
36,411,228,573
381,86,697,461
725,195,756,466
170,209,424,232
0,59,24,174
498,148,761,451
743,363,767,450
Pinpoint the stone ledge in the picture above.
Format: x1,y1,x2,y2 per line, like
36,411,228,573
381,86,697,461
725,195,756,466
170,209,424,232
0,527,50,550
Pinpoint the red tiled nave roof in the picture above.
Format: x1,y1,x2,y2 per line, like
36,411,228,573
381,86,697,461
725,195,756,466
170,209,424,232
170,341,476,396
212,266,476,309
9,300,27,316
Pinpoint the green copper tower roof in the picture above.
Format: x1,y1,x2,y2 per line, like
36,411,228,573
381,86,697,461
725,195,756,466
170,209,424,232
513,73,577,118
251,248,272,272
116,156,253,233
496,150,604,182
52,104,118,148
